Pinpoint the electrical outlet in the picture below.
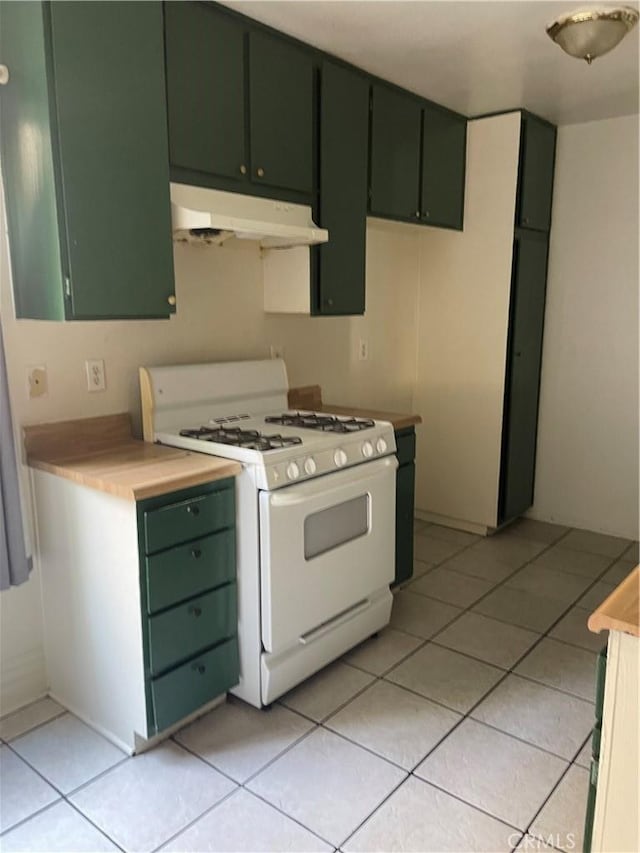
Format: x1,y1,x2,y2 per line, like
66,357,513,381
358,339,369,361
269,344,285,361
85,359,106,392
27,365,48,399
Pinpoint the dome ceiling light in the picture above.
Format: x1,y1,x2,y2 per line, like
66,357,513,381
546,5,639,63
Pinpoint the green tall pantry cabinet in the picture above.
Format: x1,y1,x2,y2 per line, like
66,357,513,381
0,1,175,320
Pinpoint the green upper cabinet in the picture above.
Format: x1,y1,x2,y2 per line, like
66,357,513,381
369,85,422,221
315,62,369,316
421,106,467,230
165,1,246,182
0,1,175,320
248,31,314,195
517,114,557,232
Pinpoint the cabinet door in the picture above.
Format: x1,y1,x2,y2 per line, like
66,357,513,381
517,115,556,232
249,31,314,194
49,1,175,319
395,461,415,586
499,231,549,524
421,106,467,230
370,85,422,221
165,2,246,182
316,63,369,315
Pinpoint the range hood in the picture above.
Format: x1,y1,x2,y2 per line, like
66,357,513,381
171,182,328,249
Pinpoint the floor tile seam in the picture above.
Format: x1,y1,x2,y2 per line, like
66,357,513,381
413,756,571,835
243,781,363,849
0,706,68,744
412,529,494,573
0,793,64,838
456,715,578,765
523,761,577,841
343,634,430,679
57,754,132,800
334,772,411,850
427,635,524,673
405,584,497,610
2,738,77,800
507,671,596,704
167,734,247,785
508,830,527,853
0,695,60,723
407,773,525,833
316,718,414,774
279,672,378,727
62,796,128,852
545,633,605,656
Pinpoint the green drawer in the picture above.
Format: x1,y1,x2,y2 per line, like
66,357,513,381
151,637,239,732
145,528,235,614
148,583,237,675
395,428,416,467
144,486,234,554
595,645,607,722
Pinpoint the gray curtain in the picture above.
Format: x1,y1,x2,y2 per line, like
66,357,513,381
0,321,32,589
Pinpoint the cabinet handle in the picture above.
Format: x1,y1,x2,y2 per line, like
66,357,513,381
515,351,522,357
523,217,530,225
187,505,200,517
325,298,334,307
188,606,202,618
414,210,420,218
167,295,176,307
192,662,206,674
191,548,202,559
0,65,9,86
256,167,265,178
423,210,430,219
239,164,247,175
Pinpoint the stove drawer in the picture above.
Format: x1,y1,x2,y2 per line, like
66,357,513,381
145,528,236,614
148,583,237,675
144,483,235,554
151,637,239,732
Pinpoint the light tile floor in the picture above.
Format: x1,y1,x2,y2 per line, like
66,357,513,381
0,520,636,853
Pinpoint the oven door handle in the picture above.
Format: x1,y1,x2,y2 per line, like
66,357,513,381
268,455,397,506
299,598,370,645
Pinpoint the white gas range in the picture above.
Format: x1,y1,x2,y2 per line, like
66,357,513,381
140,358,397,707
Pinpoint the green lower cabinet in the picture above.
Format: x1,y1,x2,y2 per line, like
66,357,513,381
137,478,239,735
151,638,239,733
394,427,417,586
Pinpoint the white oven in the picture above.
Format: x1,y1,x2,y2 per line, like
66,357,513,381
260,456,396,654
140,359,398,708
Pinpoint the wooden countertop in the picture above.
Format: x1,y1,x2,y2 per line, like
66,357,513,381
588,565,640,638
23,414,241,502
288,385,422,431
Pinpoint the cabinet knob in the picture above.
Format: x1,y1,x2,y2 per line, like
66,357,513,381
415,210,420,218
239,164,247,175
167,295,176,307
193,663,206,674
187,504,200,517
523,217,530,225
0,65,9,85
189,606,202,618
325,298,334,307
191,548,202,559
256,167,265,178
423,210,430,219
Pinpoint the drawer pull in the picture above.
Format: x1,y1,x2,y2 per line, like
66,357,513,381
193,663,206,675
187,505,200,517
191,548,202,559
188,606,202,618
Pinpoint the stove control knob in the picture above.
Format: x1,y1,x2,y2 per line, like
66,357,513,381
304,457,317,475
286,462,300,481
362,441,374,458
376,437,388,455
334,449,348,467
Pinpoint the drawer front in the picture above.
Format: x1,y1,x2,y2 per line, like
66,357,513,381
395,430,416,467
151,637,239,732
144,487,234,554
148,584,237,675
145,528,236,614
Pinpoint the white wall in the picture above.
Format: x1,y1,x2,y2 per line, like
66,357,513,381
529,115,639,540
0,204,420,713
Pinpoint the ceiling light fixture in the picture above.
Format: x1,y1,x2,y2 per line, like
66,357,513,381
546,5,639,63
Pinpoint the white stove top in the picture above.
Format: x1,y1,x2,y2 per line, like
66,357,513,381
141,360,396,490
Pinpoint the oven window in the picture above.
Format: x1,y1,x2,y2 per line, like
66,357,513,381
304,494,369,560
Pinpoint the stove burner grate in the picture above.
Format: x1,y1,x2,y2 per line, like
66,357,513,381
179,426,303,451
265,412,375,433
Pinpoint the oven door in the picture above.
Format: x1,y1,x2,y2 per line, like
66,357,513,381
259,455,397,654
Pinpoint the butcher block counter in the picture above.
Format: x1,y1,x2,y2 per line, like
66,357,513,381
288,385,422,431
585,564,639,853
23,413,240,501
